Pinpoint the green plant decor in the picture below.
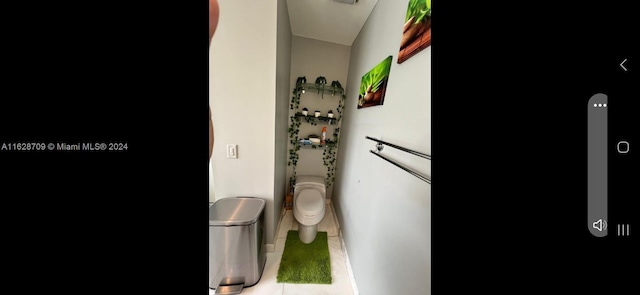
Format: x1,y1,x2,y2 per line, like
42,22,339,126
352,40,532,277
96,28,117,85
303,116,318,126
290,86,302,110
288,114,301,183
322,93,345,187
358,56,392,107
407,0,431,24
289,79,345,188
288,83,303,185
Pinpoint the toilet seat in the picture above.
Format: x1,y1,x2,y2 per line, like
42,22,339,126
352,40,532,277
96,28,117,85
292,176,326,243
295,190,323,217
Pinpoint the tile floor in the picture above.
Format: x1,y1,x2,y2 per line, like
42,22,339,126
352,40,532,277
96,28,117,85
209,203,354,295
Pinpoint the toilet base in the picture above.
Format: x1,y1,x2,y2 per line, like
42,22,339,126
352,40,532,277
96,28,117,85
298,224,318,244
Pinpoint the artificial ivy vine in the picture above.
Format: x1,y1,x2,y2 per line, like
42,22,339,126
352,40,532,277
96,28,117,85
303,116,318,126
288,113,301,188
288,77,345,188
290,86,301,110
322,93,345,187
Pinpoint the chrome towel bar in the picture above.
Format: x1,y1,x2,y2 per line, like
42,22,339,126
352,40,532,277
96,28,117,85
366,136,431,184
365,136,430,160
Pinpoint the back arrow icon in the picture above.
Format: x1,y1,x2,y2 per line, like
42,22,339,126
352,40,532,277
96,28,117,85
620,58,628,71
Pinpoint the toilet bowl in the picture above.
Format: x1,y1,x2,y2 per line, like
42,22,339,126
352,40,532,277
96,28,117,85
293,176,326,244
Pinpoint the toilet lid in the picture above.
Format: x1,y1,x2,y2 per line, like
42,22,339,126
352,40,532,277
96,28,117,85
296,190,323,216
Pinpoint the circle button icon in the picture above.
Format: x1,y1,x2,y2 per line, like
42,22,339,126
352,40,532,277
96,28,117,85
617,141,629,154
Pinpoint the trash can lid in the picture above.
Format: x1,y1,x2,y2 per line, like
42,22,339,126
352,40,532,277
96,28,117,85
209,197,266,226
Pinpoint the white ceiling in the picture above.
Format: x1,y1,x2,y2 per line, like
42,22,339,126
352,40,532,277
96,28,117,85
287,0,379,46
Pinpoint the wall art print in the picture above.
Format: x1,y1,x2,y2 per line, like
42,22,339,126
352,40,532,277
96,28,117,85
358,56,392,109
398,0,431,64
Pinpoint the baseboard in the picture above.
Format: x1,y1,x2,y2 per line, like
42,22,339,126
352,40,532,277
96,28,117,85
329,200,340,233
269,205,288,253
339,230,359,295
332,201,358,295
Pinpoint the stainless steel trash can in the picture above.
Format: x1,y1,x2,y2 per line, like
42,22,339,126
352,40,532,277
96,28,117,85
209,197,266,294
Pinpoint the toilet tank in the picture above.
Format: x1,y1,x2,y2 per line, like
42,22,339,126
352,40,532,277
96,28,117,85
294,176,326,196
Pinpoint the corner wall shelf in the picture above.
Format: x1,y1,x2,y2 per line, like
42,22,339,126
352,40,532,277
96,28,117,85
297,141,336,149
295,113,337,125
295,83,345,97
288,77,346,188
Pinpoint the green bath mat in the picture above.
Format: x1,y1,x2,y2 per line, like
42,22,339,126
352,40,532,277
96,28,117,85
277,230,332,284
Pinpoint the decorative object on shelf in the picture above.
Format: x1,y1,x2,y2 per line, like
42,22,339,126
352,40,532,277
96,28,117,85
299,138,312,145
358,56,392,109
315,76,327,85
289,76,346,188
321,126,327,144
295,76,307,94
296,112,337,125
308,134,321,145
314,110,321,117
330,81,342,97
315,76,328,97
398,0,431,64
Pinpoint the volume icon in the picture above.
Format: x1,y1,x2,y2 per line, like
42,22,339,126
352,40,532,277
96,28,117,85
593,219,607,232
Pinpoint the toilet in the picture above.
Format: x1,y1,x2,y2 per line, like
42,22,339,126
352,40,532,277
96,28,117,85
293,175,326,244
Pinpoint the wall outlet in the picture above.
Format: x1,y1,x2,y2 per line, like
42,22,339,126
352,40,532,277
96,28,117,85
226,144,237,159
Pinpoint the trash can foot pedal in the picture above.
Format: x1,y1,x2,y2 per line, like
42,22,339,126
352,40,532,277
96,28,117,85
215,284,243,295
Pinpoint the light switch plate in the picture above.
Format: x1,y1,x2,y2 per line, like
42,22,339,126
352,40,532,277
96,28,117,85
226,144,237,159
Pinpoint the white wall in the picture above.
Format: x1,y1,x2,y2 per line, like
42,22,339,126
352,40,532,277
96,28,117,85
274,0,292,232
209,162,214,202
333,0,431,294
286,36,351,199
210,0,279,243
